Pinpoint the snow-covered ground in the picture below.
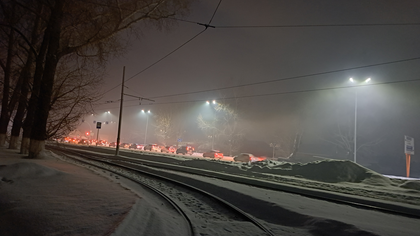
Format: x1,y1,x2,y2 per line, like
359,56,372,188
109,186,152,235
1,147,420,235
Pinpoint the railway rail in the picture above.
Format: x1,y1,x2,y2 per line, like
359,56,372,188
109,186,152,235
49,144,420,220
48,145,277,236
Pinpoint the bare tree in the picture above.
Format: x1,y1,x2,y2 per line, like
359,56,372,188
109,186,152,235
266,115,304,159
1,0,192,158
197,100,245,156
46,55,103,139
323,115,385,161
153,105,186,146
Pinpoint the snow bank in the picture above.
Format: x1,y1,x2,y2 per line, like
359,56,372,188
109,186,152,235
0,162,65,179
181,158,395,185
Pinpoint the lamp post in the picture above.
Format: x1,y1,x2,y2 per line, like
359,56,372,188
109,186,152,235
349,77,371,163
206,100,217,149
142,109,151,144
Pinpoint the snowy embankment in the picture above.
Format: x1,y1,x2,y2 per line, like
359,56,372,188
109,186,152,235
1,147,420,236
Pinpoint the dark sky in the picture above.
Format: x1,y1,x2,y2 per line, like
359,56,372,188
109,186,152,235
77,0,420,174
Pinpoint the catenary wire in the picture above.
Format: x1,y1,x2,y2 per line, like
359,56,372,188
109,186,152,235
97,56,420,104
215,23,420,28
99,0,223,97
146,56,420,99
93,78,420,111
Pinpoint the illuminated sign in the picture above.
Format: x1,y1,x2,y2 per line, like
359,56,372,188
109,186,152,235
405,135,414,155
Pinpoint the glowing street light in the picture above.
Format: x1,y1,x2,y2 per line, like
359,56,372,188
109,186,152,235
348,77,371,163
206,100,217,105
141,110,151,144
205,100,218,149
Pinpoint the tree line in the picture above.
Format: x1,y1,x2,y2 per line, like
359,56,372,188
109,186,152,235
0,0,192,158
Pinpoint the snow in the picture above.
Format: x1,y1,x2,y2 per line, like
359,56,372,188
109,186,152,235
1,147,419,236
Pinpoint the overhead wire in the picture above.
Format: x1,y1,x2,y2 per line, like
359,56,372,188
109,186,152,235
93,77,420,111
99,0,223,97
97,55,420,105
97,0,420,103
215,22,420,28
147,56,420,99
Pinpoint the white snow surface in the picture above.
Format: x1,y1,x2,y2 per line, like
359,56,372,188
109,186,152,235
1,147,420,236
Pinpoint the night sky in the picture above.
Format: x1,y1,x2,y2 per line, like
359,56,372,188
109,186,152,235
77,0,420,176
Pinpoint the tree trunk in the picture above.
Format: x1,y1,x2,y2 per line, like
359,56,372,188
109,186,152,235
28,139,46,158
28,0,64,159
9,136,20,149
9,4,39,150
20,4,49,154
9,72,30,149
0,4,15,147
21,137,30,155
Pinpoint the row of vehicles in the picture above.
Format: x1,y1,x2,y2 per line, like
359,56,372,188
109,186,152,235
202,150,266,162
65,137,266,163
108,143,193,155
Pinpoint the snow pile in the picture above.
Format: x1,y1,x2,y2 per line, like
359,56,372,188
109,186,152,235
0,150,137,236
255,159,393,184
0,162,65,179
182,158,392,184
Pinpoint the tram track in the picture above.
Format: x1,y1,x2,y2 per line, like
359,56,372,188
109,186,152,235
47,144,420,220
48,145,277,236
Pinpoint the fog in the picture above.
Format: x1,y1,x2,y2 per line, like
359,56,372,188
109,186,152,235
73,0,420,177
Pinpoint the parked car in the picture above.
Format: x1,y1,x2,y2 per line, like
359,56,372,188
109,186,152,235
78,139,90,145
176,146,194,155
203,150,223,158
109,142,117,147
159,145,176,153
233,153,266,162
96,140,108,146
129,143,143,150
120,143,130,148
144,144,160,152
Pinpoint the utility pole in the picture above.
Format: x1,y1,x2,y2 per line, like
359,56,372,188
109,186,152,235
115,66,155,156
115,67,125,156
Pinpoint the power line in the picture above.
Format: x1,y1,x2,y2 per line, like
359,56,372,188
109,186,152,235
216,22,420,28
99,29,207,96
99,0,223,97
147,56,420,99
94,78,420,111
98,56,420,104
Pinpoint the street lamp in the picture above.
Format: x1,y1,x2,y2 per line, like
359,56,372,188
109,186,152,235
349,77,371,163
205,100,218,149
141,109,151,144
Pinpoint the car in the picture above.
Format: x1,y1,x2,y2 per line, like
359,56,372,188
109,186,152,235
109,142,117,147
167,146,176,153
144,144,160,152
159,145,176,153
96,140,108,146
78,139,90,145
233,153,266,162
203,150,223,158
129,143,143,150
176,146,194,155
120,143,130,148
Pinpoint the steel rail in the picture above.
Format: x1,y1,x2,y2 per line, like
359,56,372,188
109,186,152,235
48,147,195,236
49,144,420,219
48,145,276,236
